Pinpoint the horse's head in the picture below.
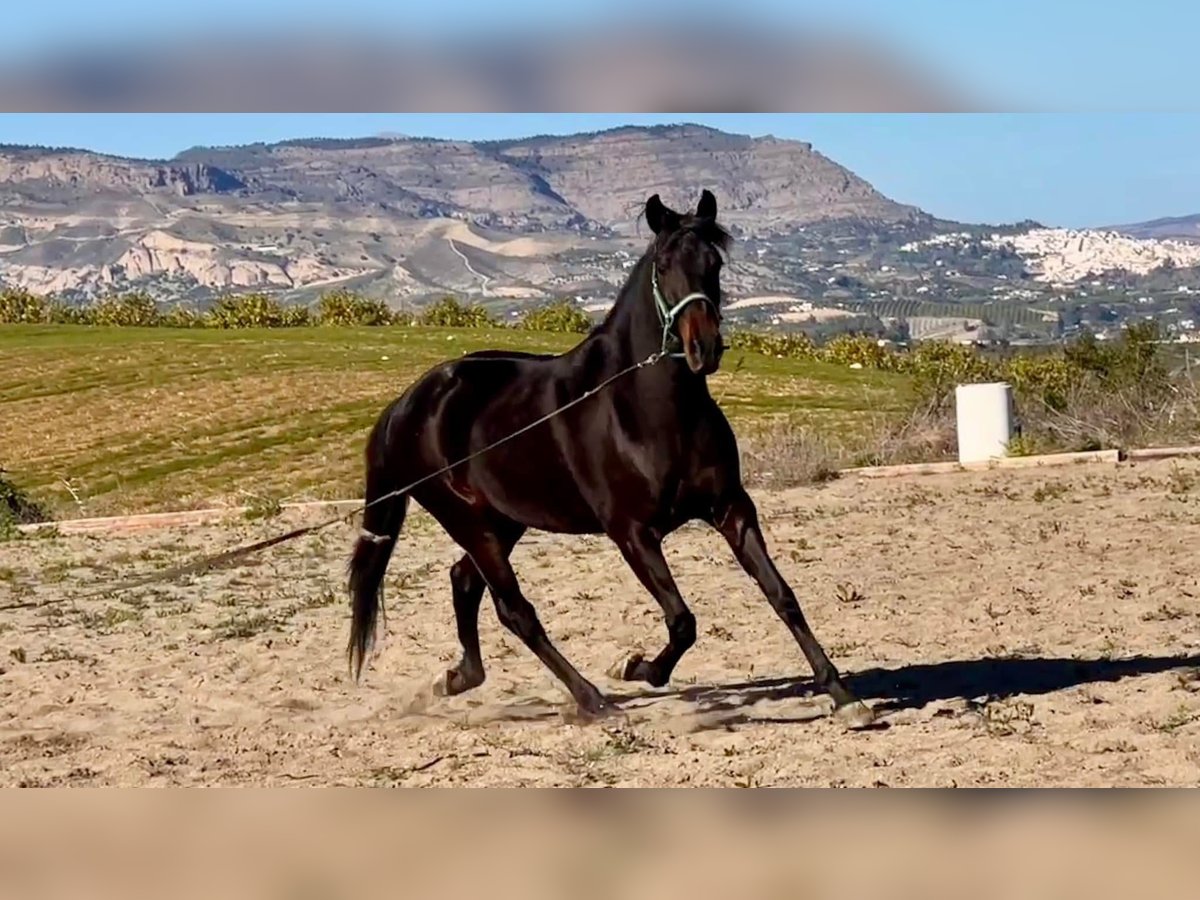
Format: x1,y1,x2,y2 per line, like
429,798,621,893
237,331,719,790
645,189,730,376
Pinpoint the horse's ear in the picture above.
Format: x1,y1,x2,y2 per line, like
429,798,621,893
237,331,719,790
645,193,680,234
697,189,717,220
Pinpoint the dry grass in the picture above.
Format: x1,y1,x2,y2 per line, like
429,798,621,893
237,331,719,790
739,422,844,489
1018,374,1200,455
738,402,957,488
9,323,1195,519
852,402,958,469
738,366,1200,490
1,325,911,517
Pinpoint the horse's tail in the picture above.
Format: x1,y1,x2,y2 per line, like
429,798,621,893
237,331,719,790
347,411,410,682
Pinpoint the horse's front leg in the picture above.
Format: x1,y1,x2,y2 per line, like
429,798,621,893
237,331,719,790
607,523,696,688
712,488,875,728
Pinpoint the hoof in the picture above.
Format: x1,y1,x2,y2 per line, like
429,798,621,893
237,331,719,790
606,653,661,685
833,700,876,731
569,701,627,726
606,654,632,680
433,666,483,698
432,673,451,698
607,651,646,680
566,687,625,725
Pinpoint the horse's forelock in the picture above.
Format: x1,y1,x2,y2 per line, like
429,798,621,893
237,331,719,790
658,215,732,254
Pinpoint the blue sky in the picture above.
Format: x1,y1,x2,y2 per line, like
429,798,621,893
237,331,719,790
2,113,1198,229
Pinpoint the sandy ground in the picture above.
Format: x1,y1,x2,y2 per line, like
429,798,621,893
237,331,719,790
2,458,1199,787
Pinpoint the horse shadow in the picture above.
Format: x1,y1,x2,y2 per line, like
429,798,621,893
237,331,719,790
607,653,1200,726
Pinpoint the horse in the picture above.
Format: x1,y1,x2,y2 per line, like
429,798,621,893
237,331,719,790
346,189,874,728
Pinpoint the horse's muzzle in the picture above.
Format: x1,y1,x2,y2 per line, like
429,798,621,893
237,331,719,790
685,333,724,376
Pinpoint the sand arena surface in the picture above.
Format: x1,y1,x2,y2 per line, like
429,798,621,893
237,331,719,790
2,458,1199,786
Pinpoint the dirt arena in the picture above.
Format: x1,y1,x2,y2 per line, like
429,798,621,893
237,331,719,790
2,457,1199,787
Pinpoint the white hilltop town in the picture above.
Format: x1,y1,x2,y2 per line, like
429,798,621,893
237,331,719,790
901,227,1200,285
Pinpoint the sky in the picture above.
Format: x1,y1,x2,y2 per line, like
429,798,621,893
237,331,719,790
1,0,1197,109
2,113,1199,229
1,1,1197,229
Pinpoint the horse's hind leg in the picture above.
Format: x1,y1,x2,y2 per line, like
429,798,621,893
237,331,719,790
438,522,524,696
437,555,488,696
464,528,615,718
608,524,695,688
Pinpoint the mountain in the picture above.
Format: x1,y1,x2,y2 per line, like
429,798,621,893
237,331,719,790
0,124,925,306
1105,214,1200,243
6,123,1200,345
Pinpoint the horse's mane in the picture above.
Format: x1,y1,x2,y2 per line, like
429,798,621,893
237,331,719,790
677,215,733,253
640,215,733,258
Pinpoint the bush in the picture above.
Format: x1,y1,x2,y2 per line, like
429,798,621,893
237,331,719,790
726,330,818,360
46,303,95,325
0,288,49,324
822,334,900,370
1,467,48,537
418,296,498,328
316,289,395,326
1003,354,1079,412
161,306,205,328
282,305,312,327
518,300,592,334
725,324,1180,425
905,341,1000,409
1064,321,1167,394
90,291,163,327
204,293,310,328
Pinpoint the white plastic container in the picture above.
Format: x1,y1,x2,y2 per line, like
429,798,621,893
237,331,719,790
954,382,1014,464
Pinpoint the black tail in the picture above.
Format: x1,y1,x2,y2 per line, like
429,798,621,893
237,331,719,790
347,425,410,682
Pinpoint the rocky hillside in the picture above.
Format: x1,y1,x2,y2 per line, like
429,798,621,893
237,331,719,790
0,149,244,197
6,123,1200,344
481,126,910,231
0,124,922,305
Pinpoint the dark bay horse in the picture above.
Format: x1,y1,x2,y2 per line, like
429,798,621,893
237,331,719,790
347,189,874,727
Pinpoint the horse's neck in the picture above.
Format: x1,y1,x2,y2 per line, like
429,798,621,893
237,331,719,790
595,257,664,365
581,259,710,408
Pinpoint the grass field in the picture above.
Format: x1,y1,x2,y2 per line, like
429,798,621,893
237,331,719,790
0,325,912,517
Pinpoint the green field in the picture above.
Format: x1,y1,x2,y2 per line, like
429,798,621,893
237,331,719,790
846,298,1052,329
1,325,912,517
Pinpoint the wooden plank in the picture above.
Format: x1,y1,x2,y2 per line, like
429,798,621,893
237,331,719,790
842,449,1122,479
840,460,964,479
1125,445,1200,461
